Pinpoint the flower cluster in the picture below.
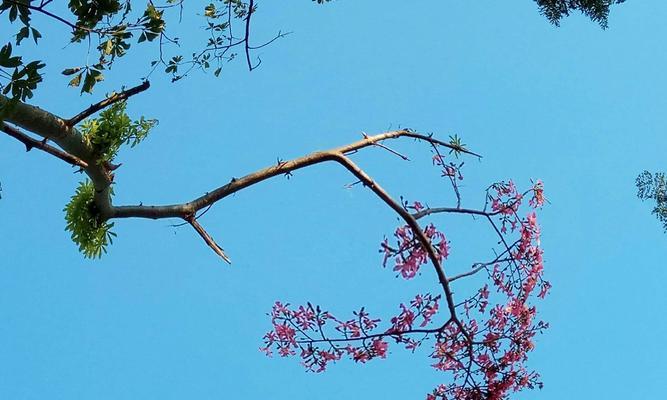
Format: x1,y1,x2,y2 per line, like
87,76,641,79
261,294,441,372
424,183,549,399
381,218,449,280
433,154,465,180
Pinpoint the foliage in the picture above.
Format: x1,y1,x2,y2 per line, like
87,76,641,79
64,180,116,259
0,0,626,100
536,0,626,28
0,42,43,101
636,171,667,231
79,100,156,162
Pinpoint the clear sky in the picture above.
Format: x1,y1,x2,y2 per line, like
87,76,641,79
1,1,666,399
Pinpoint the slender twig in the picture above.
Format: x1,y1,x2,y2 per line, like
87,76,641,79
373,142,410,160
4,0,103,34
2,123,88,168
449,264,488,283
413,206,490,219
244,0,256,71
294,326,442,345
67,81,151,126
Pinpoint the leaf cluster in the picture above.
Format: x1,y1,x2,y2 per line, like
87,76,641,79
0,1,628,99
0,43,43,101
535,0,626,28
636,171,667,231
0,1,44,100
79,100,156,162
64,180,116,259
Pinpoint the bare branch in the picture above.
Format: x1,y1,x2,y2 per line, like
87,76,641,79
373,142,410,160
413,206,490,220
2,122,88,169
110,130,477,220
67,81,151,126
186,215,232,264
245,0,256,71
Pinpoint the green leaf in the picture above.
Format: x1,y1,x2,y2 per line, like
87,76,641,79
81,69,104,94
31,27,41,44
68,72,82,87
62,67,81,76
8,4,17,22
102,39,113,55
0,43,22,68
16,26,29,45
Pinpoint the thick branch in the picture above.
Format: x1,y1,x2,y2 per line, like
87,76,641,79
67,81,151,126
331,154,459,320
2,122,88,168
110,130,478,220
1,94,114,214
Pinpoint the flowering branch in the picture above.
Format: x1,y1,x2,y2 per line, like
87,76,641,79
261,152,549,399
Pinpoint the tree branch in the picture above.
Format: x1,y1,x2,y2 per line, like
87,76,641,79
109,130,470,320
67,81,151,126
244,0,256,71
2,122,88,168
109,130,479,220
331,154,459,320
0,94,114,216
186,215,232,264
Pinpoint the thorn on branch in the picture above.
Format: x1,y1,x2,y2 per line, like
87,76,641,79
104,161,122,171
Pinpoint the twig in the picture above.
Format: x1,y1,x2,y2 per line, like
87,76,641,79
67,81,151,126
186,215,231,264
244,0,256,71
373,142,410,160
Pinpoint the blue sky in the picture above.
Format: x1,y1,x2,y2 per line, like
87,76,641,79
1,1,666,399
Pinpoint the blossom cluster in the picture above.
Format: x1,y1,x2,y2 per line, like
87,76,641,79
424,181,549,399
260,293,441,373
381,217,449,280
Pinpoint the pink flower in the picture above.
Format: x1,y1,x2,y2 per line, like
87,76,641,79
371,339,389,358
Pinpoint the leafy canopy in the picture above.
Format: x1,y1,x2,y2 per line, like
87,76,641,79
636,171,667,231
0,0,626,101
